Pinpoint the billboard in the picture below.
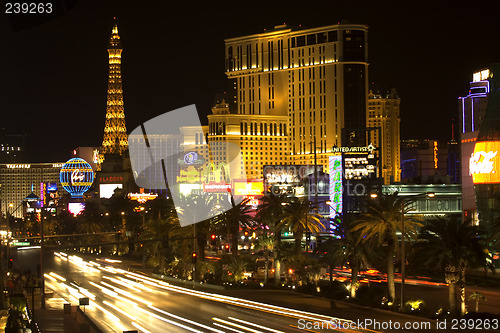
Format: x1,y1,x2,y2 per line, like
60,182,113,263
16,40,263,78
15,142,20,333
263,165,322,196
68,202,85,216
99,184,123,198
234,181,264,196
470,141,500,184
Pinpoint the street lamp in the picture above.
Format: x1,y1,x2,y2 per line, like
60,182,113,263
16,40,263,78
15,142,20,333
399,191,434,312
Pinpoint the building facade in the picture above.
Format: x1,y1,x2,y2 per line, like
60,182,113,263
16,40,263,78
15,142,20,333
0,163,64,218
224,23,369,174
458,68,490,223
207,99,289,180
400,139,457,184
367,89,401,184
0,129,26,164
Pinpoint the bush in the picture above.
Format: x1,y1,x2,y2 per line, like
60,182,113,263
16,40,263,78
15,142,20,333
355,283,387,307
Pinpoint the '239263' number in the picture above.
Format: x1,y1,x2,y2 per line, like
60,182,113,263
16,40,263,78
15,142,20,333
5,3,53,14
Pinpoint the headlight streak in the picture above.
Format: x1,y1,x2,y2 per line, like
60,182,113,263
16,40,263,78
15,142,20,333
89,281,118,298
135,306,204,333
103,300,137,320
48,272,66,282
213,317,263,333
117,276,155,292
78,287,96,301
51,253,359,332
148,305,225,333
99,281,152,306
131,321,152,333
213,322,245,333
227,317,285,333
123,270,349,325
92,301,128,332
44,273,57,282
102,275,142,292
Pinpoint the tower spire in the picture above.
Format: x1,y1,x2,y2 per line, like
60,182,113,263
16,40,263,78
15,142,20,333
101,19,128,158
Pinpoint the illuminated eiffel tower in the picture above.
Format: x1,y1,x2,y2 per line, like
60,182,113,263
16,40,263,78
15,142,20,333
100,19,128,167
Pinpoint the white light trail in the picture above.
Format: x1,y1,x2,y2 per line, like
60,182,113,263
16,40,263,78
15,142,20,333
228,317,285,333
213,317,263,333
149,305,225,333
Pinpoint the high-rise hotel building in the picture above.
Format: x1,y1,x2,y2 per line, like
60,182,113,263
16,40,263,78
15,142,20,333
458,68,490,223
368,89,401,184
224,23,369,173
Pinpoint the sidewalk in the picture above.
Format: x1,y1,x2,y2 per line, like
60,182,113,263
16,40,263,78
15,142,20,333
29,293,93,333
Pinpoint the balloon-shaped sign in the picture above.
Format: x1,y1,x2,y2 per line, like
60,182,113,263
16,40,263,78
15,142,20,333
59,158,94,198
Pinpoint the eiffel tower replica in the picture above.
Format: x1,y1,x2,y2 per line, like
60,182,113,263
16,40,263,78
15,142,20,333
96,19,134,198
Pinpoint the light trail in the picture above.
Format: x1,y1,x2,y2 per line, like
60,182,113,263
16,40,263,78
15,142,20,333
131,321,152,333
135,306,205,333
148,305,225,333
228,317,286,333
213,317,263,333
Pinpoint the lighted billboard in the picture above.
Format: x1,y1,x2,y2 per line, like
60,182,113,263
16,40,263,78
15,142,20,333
329,155,343,217
99,184,123,198
68,202,85,216
470,141,500,184
59,158,94,198
234,181,264,196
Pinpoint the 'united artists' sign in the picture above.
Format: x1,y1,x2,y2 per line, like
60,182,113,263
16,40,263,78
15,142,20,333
332,144,376,153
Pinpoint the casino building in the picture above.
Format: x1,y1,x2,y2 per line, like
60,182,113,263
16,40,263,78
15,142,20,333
469,64,500,228
0,163,64,218
459,68,490,223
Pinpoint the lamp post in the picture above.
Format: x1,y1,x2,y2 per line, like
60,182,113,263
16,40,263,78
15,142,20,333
399,191,434,312
308,137,319,257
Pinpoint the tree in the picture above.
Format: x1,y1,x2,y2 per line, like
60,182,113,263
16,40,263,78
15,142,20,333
277,198,324,256
212,197,253,256
142,197,180,274
412,217,490,316
469,291,487,313
177,194,217,261
256,193,288,285
316,214,373,298
351,193,423,303
253,231,274,285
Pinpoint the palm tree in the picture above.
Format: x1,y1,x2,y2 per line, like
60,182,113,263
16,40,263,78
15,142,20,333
351,193,423,303
277,198,324,256
143,201,180,274
256,193,288,285
412,217,490,316
177,194,217,261
253,231,274,285
469,291,487,313
212,197,253,256
317,213,373,298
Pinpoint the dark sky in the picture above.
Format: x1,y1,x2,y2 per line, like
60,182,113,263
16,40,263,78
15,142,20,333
1,1,499,162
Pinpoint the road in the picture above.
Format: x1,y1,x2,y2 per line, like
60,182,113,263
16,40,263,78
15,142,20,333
12,247,500,332
43,251,378,333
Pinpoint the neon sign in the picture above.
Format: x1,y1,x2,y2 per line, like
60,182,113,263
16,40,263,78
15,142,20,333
433,141,438,169
59,158,94,198
234,181,264,196
329,155,343,218
470,141,500,184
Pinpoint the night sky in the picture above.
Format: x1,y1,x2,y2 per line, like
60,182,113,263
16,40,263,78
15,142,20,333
1,1,499,162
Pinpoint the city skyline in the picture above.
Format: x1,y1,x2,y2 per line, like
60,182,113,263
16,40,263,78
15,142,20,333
1,1,499,162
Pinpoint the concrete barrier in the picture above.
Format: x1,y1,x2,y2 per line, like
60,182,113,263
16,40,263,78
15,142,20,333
151,273,225,291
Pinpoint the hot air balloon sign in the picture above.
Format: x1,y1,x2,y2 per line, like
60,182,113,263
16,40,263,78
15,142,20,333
59,158,94,198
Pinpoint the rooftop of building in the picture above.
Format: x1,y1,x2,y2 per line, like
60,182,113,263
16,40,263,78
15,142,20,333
224,22,368,43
